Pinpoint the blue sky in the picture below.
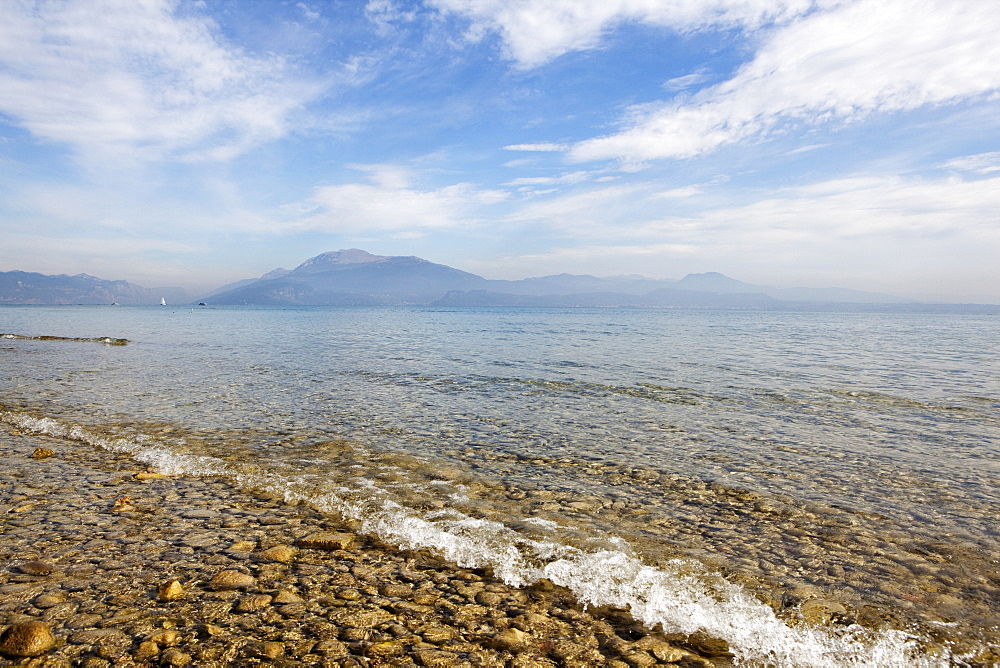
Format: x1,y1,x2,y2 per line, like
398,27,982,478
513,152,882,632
1,0,998,300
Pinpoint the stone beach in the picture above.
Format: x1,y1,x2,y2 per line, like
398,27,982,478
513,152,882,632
0,423,725,667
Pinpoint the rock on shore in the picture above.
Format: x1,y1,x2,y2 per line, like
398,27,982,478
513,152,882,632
0,423,725,666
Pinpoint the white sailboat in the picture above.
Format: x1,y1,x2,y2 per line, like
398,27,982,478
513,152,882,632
160,297,167,306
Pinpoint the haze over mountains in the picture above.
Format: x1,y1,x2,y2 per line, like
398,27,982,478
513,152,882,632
0,270,186,306
1,249,996,313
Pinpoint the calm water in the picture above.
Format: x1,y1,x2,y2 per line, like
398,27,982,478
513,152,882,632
2,305,998,666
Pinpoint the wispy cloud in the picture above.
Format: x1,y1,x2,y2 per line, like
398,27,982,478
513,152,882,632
0,0,326,164
662,68,713,92
941,151,1000,174
366,0,419,34
430,0,813,68
503,143,568,152
290,165,508,236
570,0,1000,164
504,171,593,187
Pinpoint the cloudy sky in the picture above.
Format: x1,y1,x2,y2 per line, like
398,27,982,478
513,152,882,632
1,0,998,300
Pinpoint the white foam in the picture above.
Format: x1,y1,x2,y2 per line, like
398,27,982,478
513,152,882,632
1,410,946,667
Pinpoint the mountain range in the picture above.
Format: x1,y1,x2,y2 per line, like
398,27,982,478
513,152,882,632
0,270,186,306
1,250,996,312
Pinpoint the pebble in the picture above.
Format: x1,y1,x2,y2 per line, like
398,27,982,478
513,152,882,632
33,592,66,608
207,570,256,591
160,647,192,666
366,640,405,659
800,598,850,625
157,579,185,601
489,627,528,651
474,590,502,606
146,629,182,647
182,508,220,519
133,640,159,661
227,540,256,552
109,496,133,512
255,544,298,562
272,590,304,604
296,531,356,550
245,640,284,659
64,613,103,629
0,621,56,657
30,447,55,459
68,628,129,645
18,560,55,575
235,594,273,612
379,583,412,598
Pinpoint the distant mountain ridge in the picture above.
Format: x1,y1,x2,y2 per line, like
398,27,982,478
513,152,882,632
0,270,186,305
206,249,488,305
201,249,944,310
2,251,995,312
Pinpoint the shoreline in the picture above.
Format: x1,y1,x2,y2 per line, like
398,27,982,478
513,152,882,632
0,423,726,667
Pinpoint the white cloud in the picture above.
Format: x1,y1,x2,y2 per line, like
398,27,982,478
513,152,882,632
503,143,568,152
571,0,1000,163
0,0,325,163
504,171,592,186
430,0,814,67
297,3,322,22
654,185,704,198
942,151,1000,174
366,0,419,33
662,68,712,92
292,165,508,236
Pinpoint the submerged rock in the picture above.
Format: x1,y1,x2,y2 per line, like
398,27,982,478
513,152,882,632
30,448,54,459
208,570,256,591
235,594,273,612
157,579,185,601
18,560,54,576
0,621,56,657
800,598,850,625
255,545,298,563
146,629,182,647
33,592,66,608
296,531,356,550
109,496,134,512
488,627,528,651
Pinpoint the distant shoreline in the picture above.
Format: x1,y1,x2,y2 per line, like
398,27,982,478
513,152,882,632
1,301,998,314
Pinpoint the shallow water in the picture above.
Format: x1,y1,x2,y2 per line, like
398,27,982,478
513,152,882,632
2,305,998,665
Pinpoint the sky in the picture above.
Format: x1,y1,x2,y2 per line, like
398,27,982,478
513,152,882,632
1,0,998,301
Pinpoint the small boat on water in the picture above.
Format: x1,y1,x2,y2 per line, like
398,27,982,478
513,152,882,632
160,298,167,306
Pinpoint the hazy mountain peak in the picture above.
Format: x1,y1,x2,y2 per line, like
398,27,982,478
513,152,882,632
676,272,753,292
260,268,290,280
293,249,390,273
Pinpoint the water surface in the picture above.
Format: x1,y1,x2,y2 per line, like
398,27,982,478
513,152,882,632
2,305,997,665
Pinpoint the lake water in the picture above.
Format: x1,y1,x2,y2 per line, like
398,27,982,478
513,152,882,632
2,305,998,666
